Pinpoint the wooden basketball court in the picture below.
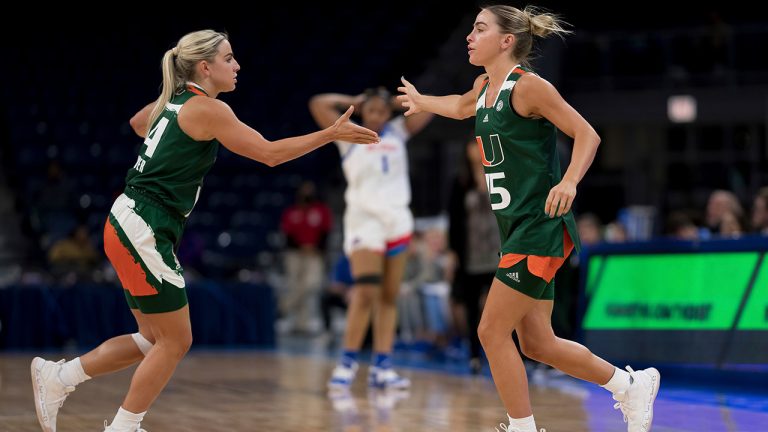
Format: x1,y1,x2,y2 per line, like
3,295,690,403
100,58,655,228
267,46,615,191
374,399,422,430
2,351,766,431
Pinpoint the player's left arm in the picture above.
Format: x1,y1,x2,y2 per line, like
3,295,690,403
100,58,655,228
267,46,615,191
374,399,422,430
129,102,157,138
514,74,600,218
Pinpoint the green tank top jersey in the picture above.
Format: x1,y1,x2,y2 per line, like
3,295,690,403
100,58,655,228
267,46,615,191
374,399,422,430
125,83,220,218
474,66,580,257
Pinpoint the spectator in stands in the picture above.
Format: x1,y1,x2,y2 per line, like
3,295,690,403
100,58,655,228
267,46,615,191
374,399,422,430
718,209,745,238
47,223,99,280
576,213,603,246
448,138,499,374
319,254,354,345
405,225,454,350
34,160,77,245
705,189,743,236
31,29,378,432
279,180,332,334
604,220,628,243
751,186,768,235
398,233,428,344
666,211,700,240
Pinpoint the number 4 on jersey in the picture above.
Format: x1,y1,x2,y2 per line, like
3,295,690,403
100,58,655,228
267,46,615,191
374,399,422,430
133,117,169,173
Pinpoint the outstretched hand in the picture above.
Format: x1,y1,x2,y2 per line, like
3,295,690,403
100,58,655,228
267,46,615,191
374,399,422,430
545,179,576,218
396,77,423,117
331,106,379,144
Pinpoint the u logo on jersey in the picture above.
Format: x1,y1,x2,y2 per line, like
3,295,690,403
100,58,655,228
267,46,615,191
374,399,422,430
475,134,505,167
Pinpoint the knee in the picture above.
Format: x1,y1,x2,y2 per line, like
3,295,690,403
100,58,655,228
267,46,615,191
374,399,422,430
157,332,193,359
519,337,552,363
477,317,505,348
353,287,377,309
177,332,193,355
380,288,398,307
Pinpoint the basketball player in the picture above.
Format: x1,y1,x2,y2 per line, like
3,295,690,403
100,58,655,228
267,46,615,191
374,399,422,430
309,89,432,390
397,6,659,432
31,29,378,432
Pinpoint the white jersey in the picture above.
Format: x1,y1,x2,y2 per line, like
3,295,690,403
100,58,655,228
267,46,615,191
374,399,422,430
336,116,411,211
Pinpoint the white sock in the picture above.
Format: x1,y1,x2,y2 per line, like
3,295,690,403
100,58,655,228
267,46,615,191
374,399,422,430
108,407,146,431
507,414,538,432
58,357,91,387
601,367,631,394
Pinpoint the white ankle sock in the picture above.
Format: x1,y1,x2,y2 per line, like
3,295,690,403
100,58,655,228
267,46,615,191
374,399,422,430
109,407,146,431
59,357,91,387
601,367,631,394
507,414,538,432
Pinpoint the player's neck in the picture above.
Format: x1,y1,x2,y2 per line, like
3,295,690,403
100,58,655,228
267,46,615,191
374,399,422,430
484,59,519,88
188,80,217,98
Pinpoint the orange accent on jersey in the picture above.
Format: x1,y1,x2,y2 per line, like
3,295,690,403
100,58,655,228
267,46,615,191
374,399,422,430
103,219,159,297
187,85,206,96
476,136,492,166
513,67,526,75
498,226,574,283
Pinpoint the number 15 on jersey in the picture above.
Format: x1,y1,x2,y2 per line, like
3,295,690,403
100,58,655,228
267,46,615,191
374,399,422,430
485,172,511,210
477,134,511,211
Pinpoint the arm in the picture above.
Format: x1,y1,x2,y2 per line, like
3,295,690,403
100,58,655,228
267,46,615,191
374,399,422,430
308,93,365,129
390,94,434,135
396,74,487,120
513,74,601,218
129,102,157,138
180,98,379,167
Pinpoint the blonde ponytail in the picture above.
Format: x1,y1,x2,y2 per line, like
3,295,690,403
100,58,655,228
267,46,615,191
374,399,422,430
144,30,228,135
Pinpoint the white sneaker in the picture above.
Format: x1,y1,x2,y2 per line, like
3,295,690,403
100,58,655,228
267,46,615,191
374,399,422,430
328,361,358,390
31,357,75,432
613,366,660,432
368,367,410,389
328,389,358,414
103,420,148,432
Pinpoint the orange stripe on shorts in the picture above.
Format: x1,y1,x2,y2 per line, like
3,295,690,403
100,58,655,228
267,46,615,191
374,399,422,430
103,218,159,297
498,226,575,283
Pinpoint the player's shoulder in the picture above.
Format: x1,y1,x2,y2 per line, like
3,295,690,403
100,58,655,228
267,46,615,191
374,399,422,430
184,95,229,111
474,74,490,89
514,73,554,98
182,96,233,122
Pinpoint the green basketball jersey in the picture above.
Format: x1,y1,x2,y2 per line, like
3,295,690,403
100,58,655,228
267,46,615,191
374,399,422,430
474,66,580,257
125,83,220,217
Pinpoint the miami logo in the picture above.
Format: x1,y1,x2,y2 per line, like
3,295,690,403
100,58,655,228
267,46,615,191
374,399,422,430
475,134,505,167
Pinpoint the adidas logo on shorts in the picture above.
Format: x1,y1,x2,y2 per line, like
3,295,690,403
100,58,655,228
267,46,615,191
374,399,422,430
506,272,520,283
